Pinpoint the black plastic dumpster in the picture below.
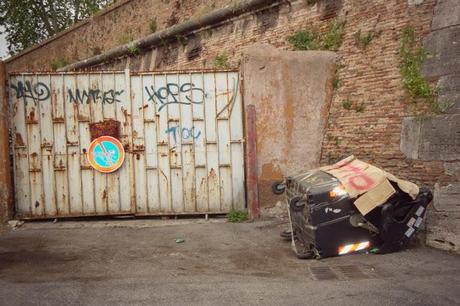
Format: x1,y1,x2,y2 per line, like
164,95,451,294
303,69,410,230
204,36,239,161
273,169,433,259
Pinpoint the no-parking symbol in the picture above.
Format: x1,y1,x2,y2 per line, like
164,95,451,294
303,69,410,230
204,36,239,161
87,136,125,173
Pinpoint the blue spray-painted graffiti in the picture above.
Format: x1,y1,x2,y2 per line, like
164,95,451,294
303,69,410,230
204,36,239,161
166,125,202,144
145,83,206,111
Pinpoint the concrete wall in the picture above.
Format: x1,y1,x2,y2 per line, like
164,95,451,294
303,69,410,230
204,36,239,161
401,0,460,253
242,45,336,206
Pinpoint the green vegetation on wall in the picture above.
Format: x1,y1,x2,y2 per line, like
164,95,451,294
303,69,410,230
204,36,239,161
399,25,452,114
149,18,157,33
50,57,69,71
353,29,381,49
214,52,229,68
288,21,345,51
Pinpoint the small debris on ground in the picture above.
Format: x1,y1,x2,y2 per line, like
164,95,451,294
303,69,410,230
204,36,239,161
175,238,185,244
8,220,24,229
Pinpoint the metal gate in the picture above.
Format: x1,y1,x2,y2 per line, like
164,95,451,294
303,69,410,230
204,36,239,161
9,70,246,219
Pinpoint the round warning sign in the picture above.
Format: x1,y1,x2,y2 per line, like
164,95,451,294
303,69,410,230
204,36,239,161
87,136,125,173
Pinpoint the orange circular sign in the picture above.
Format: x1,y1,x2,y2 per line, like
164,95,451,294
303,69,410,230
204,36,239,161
87,136,125,173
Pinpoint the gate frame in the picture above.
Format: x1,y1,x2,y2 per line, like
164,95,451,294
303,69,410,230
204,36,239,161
0,61,14,223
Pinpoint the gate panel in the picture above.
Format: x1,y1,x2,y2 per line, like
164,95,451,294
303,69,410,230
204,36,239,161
10,70,245,219
38,74,56,216
11,75,30,215
114,72,132,213
76,74,95,214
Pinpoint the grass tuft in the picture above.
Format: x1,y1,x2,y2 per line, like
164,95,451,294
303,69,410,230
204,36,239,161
226,209,248,222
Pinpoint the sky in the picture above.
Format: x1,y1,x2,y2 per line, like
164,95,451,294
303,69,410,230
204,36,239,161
0,27,9,60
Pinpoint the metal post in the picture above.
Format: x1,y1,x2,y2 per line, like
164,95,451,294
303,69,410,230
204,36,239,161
245,105,260,219
0,61,14,223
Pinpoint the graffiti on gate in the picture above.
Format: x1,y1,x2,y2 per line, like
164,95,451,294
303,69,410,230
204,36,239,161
10,80,125,105
165,125,202,145
144,83,206,111
68,89,125,104
10,81,50,104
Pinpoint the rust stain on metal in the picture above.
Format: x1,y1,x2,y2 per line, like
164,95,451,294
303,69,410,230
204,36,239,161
122,107,130,126
89,119,121,140
26,107,38,124
78,114,90,122
15,133,25,146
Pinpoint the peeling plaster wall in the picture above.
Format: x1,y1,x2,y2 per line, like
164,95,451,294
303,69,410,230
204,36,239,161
241,45,336,206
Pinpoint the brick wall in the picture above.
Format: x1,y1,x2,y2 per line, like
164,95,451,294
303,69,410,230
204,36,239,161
6,0,443,193
5,0,233,72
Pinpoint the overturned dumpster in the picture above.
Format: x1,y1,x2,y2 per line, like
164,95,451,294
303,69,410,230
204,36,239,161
273,156,433,259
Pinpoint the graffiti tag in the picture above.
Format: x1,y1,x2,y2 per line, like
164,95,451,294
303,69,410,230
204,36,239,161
145,83,206,111
68,89,125,104
335,162,376,191
10,81,50,104
166,125,202,144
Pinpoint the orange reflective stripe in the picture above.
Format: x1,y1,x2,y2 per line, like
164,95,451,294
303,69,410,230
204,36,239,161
338,241,370,255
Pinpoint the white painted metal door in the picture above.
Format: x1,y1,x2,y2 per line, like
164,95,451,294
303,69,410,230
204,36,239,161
9,70,245,219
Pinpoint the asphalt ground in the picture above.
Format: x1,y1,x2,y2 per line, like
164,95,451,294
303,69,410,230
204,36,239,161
1,219,459,306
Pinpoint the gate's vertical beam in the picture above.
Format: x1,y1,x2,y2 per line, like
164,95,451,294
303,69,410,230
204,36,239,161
245,105,259,219
0,61,14,222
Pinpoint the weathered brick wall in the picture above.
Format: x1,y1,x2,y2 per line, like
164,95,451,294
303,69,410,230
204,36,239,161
5,0,233,72
6,0,444,194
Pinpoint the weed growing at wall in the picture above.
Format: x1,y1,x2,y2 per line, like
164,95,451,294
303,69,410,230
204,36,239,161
353,29,381,49
399,25,452,114
342,99,351,110
118,33,134,45
322,21,345,51
128,43,140,55
354,103,365,113
288,31,320,50
149,18,157,33
288,21,345,51
50,57,68,71
214,52,229,68
226,209,248,222
332,76,340,91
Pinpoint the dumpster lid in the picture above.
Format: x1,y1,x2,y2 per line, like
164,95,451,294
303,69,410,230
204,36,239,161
320,156,419,215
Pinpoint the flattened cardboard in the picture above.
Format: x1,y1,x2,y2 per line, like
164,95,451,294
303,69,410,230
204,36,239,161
354,179,396,215
321,156,420,215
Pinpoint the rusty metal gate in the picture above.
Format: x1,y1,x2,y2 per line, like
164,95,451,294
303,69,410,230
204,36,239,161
9,70,245,219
